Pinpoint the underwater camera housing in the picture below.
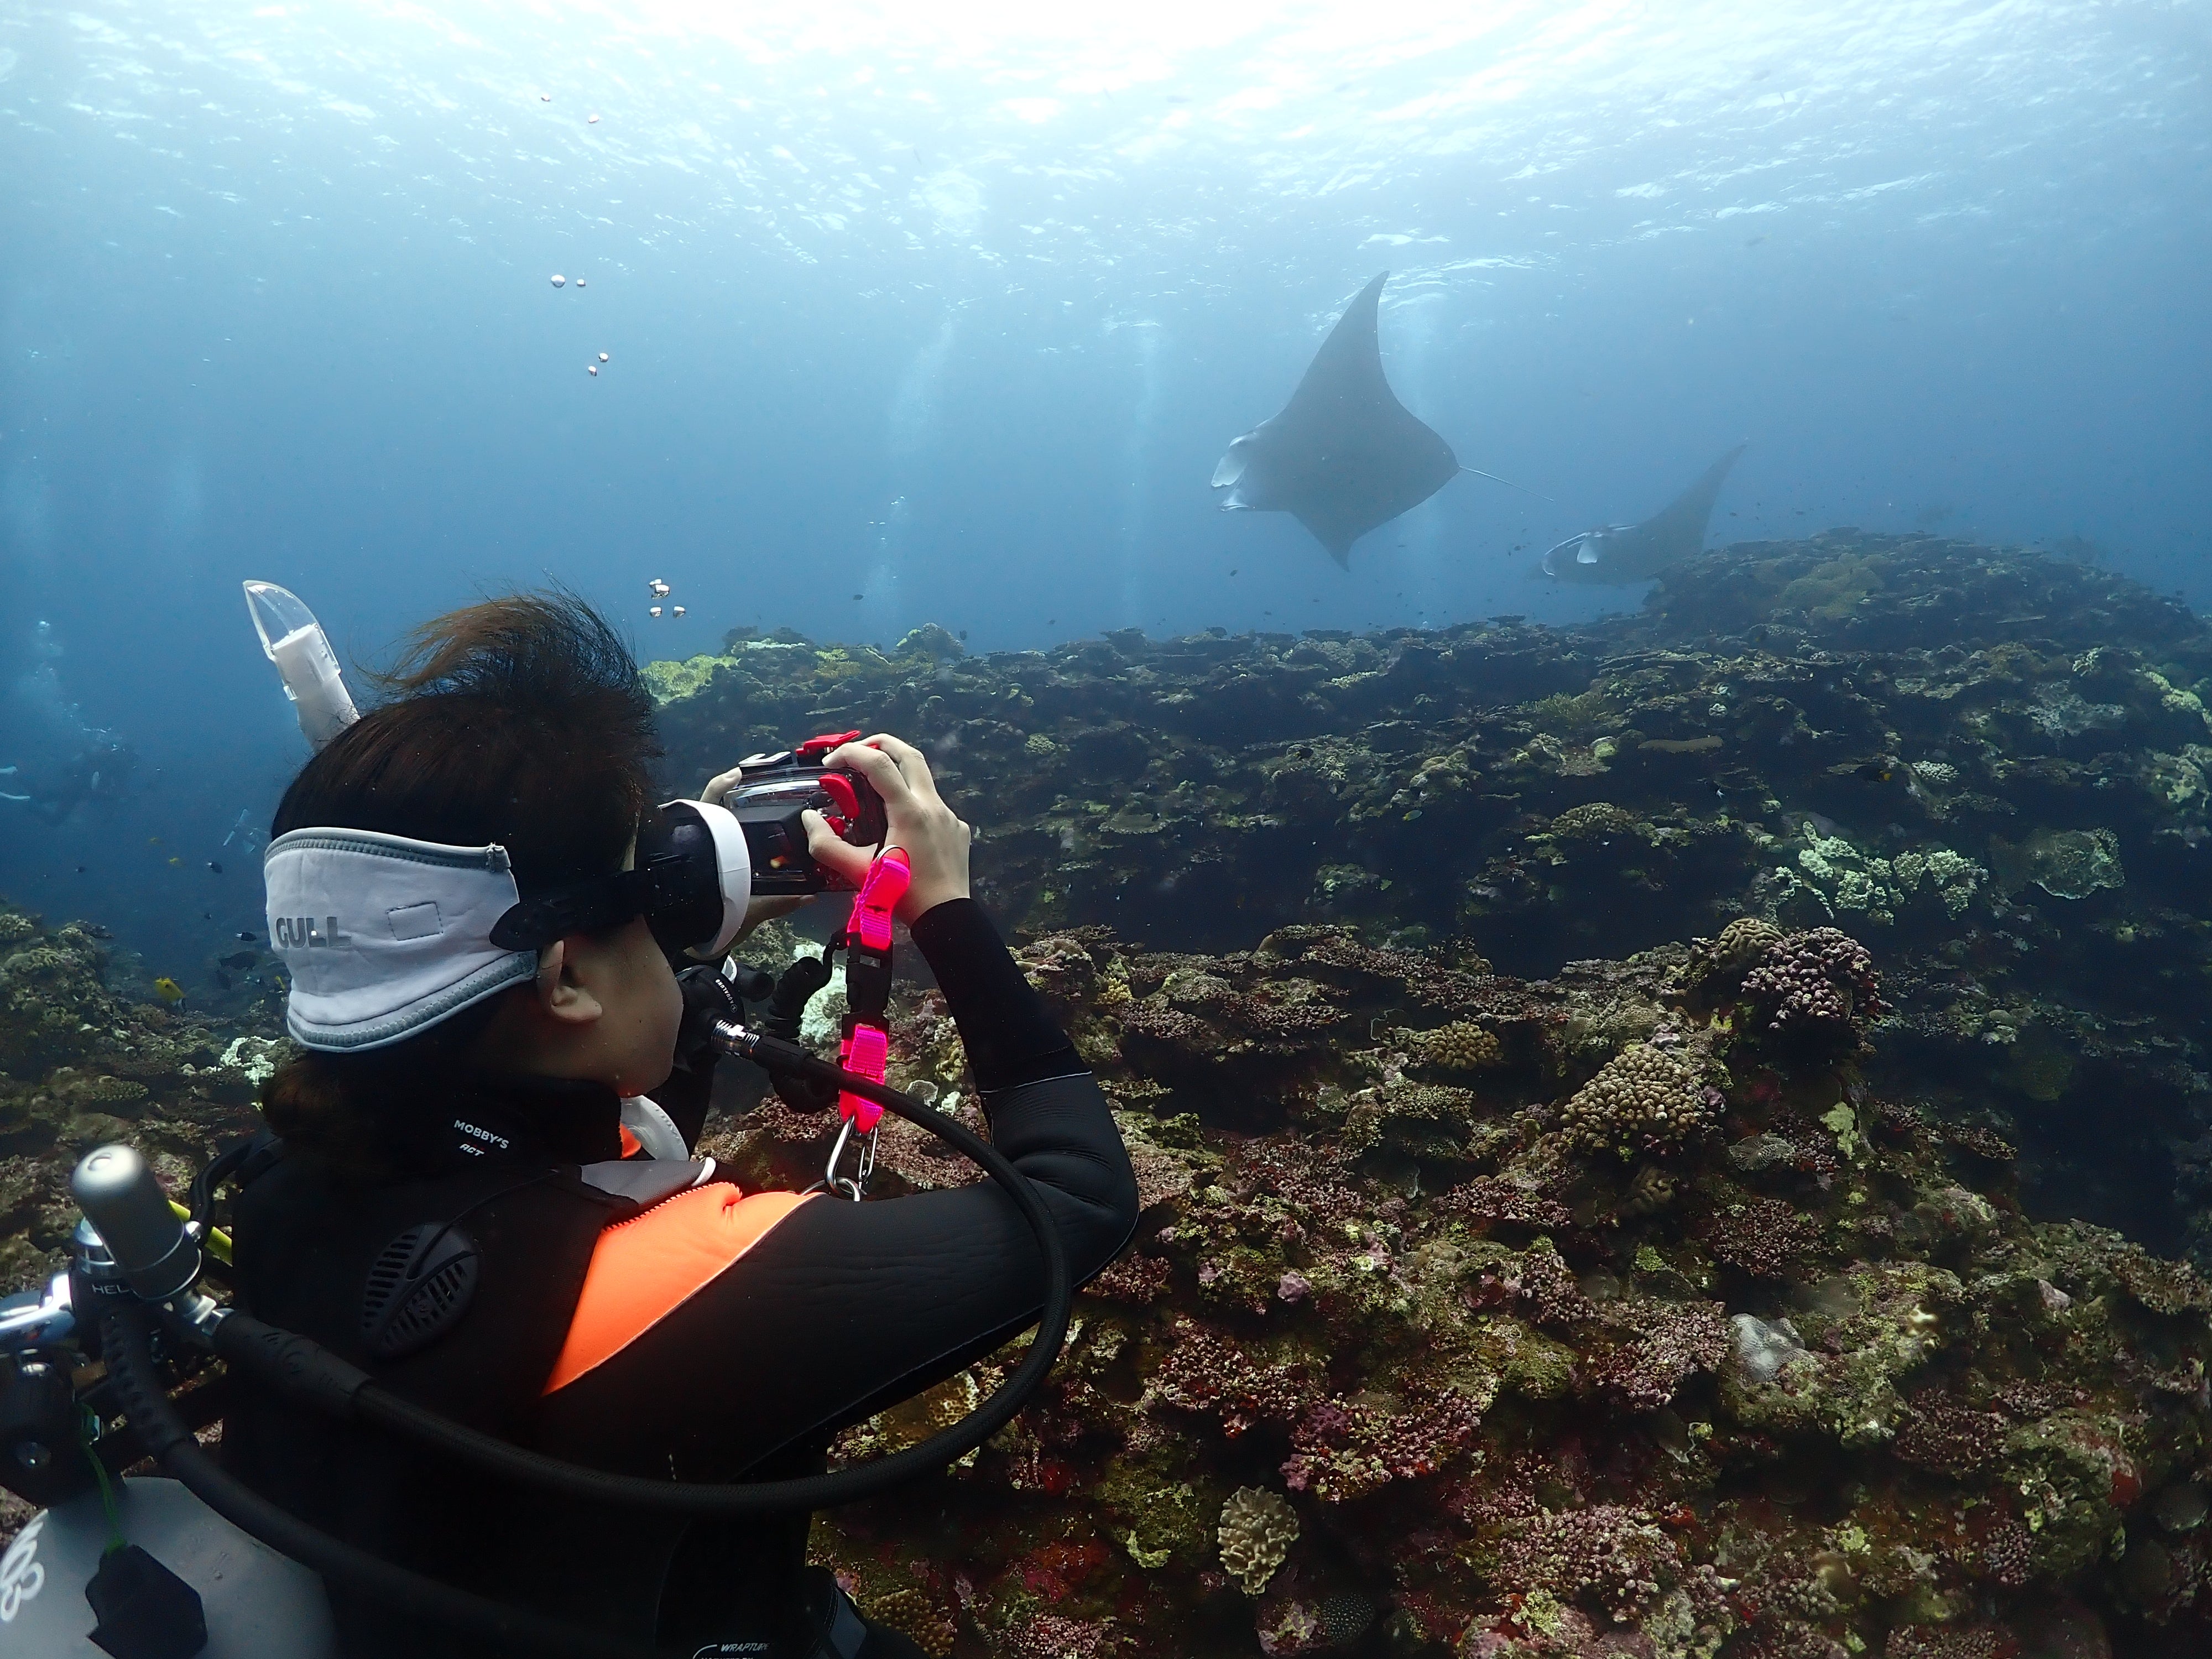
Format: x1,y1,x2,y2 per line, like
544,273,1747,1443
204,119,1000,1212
722,732,889,896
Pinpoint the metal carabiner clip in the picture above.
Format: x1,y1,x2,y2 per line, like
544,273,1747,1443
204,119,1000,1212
821,1113,879,1202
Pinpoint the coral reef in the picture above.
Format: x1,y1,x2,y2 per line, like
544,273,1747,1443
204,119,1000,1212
714,915,2212,1657
9,533,2212,1653
0,902,269,1288
650,533,2212,1267
0,900,273,1541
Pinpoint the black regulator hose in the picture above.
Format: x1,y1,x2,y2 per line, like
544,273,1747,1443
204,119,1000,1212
101,1305,664,1659
209,1057,1073,1517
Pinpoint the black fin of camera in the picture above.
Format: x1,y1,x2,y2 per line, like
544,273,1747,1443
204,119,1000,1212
1540,442,1750,584
1211,272,1462,568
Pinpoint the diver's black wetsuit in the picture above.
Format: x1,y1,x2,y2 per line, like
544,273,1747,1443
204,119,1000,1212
222,900,1139,1656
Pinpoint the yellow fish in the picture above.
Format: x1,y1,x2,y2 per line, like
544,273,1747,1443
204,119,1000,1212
152,977,185,1004
168,856,184,867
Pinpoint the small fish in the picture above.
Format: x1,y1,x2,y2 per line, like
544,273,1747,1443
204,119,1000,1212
236,930,257,941
152,977,185,1004
148,836,161,846
1853,760,1897,784
75,865,88,874
207,860,223,874
168,855,184,867
220,950,258,970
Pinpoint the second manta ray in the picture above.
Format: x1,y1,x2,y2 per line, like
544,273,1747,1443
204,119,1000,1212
1541,444,1748,583
1214,273,1517,567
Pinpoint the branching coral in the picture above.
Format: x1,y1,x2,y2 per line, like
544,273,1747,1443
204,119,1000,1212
1151,1320,1311,1435
1580,1300,1731,1410
1487,1506,1681,1621
1279,1387,1486,1501
1699,1197,1828,1279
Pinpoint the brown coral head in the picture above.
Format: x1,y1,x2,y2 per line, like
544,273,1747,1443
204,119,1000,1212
1557,1041,1718,1161
1738,927,1885,1047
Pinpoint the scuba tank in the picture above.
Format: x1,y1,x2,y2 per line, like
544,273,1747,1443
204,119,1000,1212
0,1013,1072,1659
1,1478,336,1658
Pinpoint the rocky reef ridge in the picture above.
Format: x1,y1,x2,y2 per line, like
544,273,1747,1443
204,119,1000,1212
3,533,2210,1656
711,914,2212,1658
650,534,2212,1267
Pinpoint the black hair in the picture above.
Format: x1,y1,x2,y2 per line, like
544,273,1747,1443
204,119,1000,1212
261,594,661,1172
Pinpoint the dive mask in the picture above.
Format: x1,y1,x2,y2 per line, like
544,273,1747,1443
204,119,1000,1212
487,799,753,958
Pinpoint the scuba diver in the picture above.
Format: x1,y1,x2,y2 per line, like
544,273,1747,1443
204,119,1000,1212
206,594,1139,1655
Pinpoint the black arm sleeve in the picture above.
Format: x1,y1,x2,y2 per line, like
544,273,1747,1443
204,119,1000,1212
909,898,1080,1090
534,902,1139,1479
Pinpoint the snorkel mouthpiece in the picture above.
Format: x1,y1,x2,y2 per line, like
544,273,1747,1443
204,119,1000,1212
244,580,361,750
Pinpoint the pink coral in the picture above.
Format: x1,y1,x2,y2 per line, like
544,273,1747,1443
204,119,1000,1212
1441,1175,1571,1230
1884,1625,2021,1659
1488,1506,1678,1620
1740,927,1885,1039
1580,1301,1731,1410
1279,1389,1485,1502
1151,1319,1312,1436
1698,1196,1827,1279
1000,1612,1110,1659
1895,1394,2011,1479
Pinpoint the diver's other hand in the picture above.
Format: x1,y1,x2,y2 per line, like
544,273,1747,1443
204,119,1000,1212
805,733,971,923
700,764,810,943
698,764,747,807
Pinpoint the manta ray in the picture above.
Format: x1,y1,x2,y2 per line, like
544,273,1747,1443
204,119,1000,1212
1214,273,1519,567
1540,444,1748,584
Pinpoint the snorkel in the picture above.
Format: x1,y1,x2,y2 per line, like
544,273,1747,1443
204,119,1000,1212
244,580,360,750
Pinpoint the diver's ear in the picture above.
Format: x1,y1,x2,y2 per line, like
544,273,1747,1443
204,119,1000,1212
535,938,604,1026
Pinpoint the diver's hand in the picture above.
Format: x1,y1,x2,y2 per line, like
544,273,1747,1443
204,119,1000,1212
698,765,747,807
697,764,807,940
803,733,971,924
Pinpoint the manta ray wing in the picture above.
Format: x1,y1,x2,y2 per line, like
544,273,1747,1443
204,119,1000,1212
1542,446,1747,585
1212,273,1459,565
1626,442,1747,574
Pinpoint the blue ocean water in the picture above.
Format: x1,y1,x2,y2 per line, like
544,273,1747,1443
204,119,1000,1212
2,0,2208,971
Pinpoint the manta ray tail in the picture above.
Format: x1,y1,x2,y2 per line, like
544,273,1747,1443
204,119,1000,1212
1460,466,1555,503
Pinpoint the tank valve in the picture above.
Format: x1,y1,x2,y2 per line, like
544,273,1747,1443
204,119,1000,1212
71,1145,201,1303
